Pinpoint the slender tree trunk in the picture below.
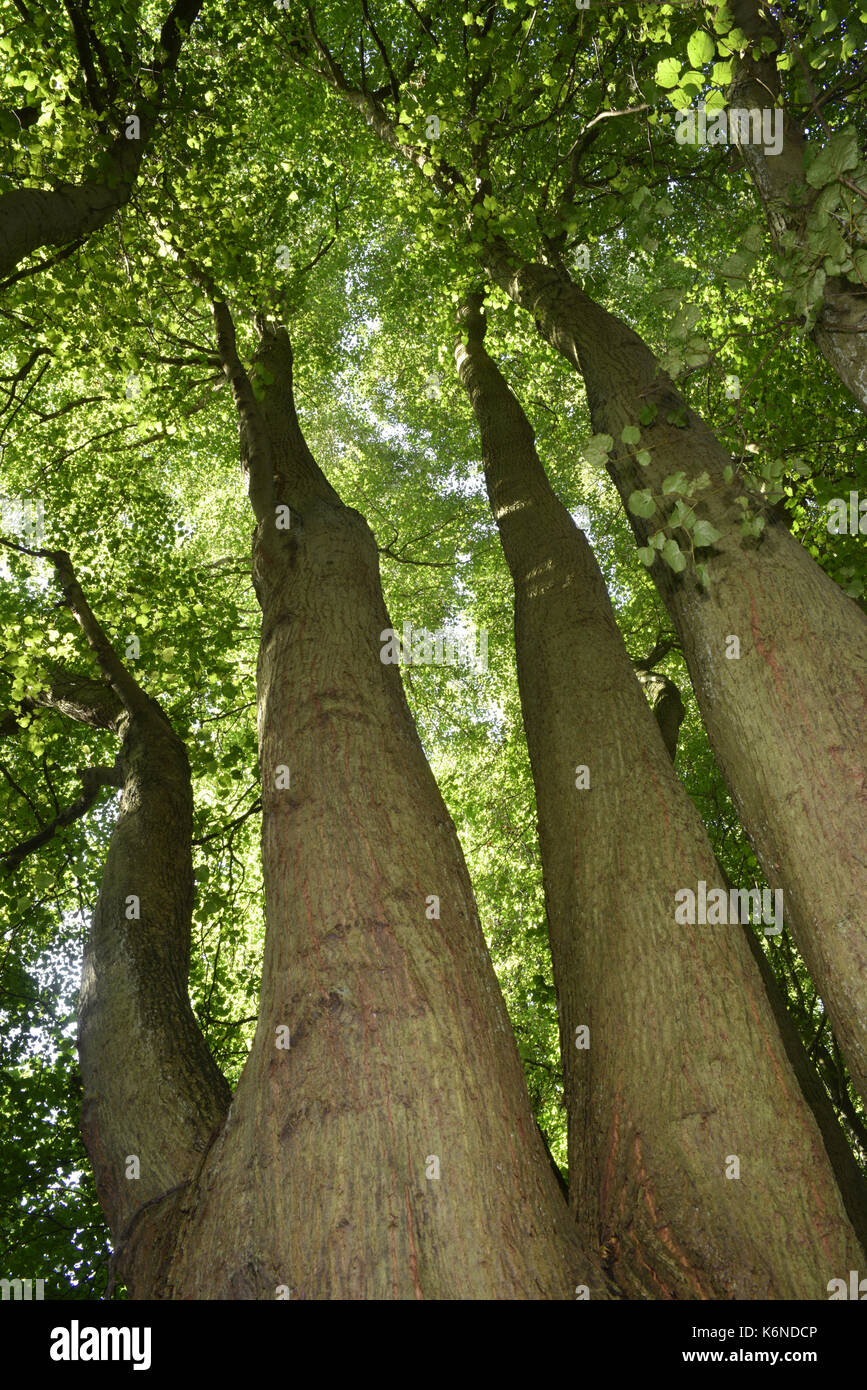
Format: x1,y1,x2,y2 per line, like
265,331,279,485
482,249,867,1115
0,0,203,281
739,922,867,1254
453,291,866,1298
636,668,685,763
728,0,867,412
9,549,234,1293
141,308,606,1299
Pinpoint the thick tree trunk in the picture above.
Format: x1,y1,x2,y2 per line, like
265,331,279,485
453,292,866,1298
727,0,867,412
134,309,605,1299
0,0,203,280
483,250,867,1115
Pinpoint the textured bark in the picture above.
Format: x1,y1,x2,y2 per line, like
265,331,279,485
453,292,866,1298
80,701,232,1243
0,0,203,280
483,250,867,1114
129,310,605,1300
637,670,685,763
18,553,232,1266
740,924,867,1254
728,0,867,411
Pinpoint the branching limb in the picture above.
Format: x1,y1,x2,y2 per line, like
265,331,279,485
2,759,123,871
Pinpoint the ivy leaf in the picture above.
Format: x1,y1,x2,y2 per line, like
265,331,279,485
662,472,688,494
670,499,697,529
621,425,641,445
637,546,656,567
678,71,705,95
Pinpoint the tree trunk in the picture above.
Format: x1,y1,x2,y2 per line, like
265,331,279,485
636,669,685,763
483,250,867,1115
12,550,234,1283
453,290,866,1298
727,0,867,412
739,922,867,1254
127,307,605,1299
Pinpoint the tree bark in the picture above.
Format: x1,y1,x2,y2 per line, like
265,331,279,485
8,548,234,1286
453,291,866,1298
482,249,867,1116
739,924,867,1254
134,307,606,1299
727,0,867,411
636,669,685,763
0,0,204,281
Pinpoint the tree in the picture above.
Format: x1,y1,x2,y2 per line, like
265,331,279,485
292,0,867,1109
0,0,205,282
454,288,864,1297
727,0,867,412
1,0,866,1302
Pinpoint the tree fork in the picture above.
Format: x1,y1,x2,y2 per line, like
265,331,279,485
148,299,608,1299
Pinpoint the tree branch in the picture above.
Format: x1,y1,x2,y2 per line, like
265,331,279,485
2,760,123,871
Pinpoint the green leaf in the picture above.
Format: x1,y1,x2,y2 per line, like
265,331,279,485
628,489,656,518
687,31,715,66
670,499,696,529
693,519,723,546
661,472,688,494
583,433,614,465
655,57,682,88
661,538,687,572
637,546,656,567
621,425,641,445
678,71,705,97
636,450,652,467
805,129,860,187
